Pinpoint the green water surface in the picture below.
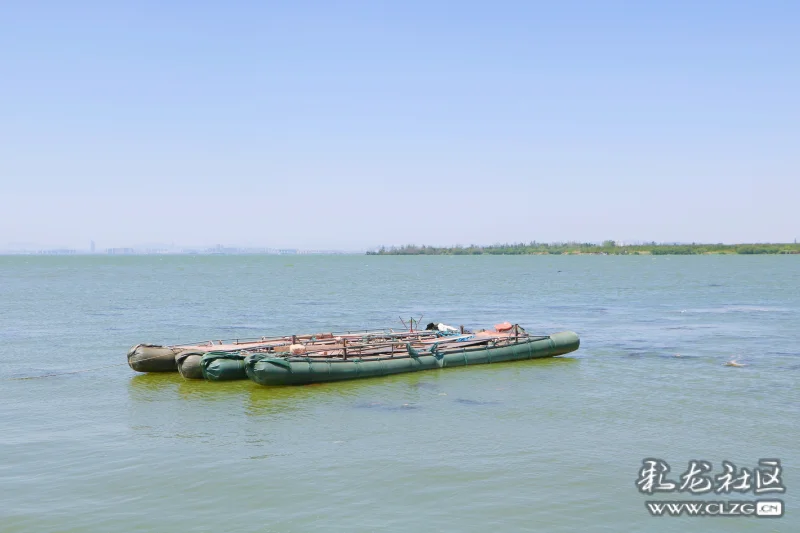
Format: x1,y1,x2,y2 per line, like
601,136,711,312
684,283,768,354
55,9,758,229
1,255,797,532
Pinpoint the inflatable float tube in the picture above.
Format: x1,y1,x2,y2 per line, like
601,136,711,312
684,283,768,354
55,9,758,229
176,350,206,379
245,331,580,386
127,344,180,372
201,351,248,381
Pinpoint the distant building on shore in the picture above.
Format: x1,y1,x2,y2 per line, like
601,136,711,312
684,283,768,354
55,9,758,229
90,240,96,253
38,249,77,255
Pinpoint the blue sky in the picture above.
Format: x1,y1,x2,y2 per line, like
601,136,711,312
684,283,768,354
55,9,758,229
1,1,798,249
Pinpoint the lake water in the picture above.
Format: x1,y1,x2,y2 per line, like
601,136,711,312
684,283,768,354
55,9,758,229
1,255,798,532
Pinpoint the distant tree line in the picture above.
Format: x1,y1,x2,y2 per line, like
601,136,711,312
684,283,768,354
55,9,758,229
366,241,800,256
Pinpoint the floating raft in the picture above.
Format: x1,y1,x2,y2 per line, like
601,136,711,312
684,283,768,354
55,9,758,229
245,330,580,386
127,329,453,375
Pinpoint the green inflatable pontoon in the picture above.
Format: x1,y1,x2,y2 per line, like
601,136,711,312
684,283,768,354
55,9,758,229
245,331,580,386
201,351,248,381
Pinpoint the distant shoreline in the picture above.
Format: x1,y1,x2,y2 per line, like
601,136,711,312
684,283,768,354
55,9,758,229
367,242,800,256
2,242,799,257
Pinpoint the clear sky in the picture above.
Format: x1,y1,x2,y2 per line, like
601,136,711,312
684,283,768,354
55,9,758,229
1,1,798,250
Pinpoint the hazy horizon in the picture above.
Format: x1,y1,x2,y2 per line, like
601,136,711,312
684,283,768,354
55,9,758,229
3,237,798,254
2,2,798,248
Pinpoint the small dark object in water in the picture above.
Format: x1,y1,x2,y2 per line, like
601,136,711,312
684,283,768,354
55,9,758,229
455,398,500,406
354,401,385,409
388,403,420,411
353,401,420,411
